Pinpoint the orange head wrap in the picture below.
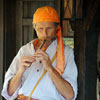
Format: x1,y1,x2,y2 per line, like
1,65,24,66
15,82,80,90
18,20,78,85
33,6,65,75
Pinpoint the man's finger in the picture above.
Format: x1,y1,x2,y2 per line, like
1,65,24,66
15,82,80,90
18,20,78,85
34,51,48,58
21,57,36,62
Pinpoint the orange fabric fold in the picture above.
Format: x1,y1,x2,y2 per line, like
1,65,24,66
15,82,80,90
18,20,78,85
56,25,65,74
33,6,65,75
17,94,38,100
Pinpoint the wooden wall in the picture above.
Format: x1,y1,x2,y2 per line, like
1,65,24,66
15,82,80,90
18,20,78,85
97,34,100,76
0,0,4,100
3,0,16,72
84,4,100,100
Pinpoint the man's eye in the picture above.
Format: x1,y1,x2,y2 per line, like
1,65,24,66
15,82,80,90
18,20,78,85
47,27,52,29
39,28,43,30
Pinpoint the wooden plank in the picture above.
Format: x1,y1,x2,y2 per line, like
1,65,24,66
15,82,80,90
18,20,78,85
57,0,60,17
16,1,23,52
71,21,85,100
84,3,100,99
4,0,16,71
0,0,4,100
85,0,100,31
22,19,33,26
70,1,100,100
29,26,33,41
17,0,54,1
85,30,98,100
23,0,55,19
23,26,29,44
23,0,28,18
23,26,33,44
97,34,100,76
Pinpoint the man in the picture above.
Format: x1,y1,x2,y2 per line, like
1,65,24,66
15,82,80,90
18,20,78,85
1,6,78,100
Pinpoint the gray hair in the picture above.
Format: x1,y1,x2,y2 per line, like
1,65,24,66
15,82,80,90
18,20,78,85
33,22,59,28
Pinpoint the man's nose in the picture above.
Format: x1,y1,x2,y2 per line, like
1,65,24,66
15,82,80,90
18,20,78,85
43,29,47,35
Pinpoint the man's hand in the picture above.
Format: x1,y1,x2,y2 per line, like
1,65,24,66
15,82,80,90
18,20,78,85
18,56,36,72
33,49,53,71
8,56,36,96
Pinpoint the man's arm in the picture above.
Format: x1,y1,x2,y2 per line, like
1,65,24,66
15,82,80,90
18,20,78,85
8,68,24,96
33,49,75,100
48,67,74,100
8,56,36,96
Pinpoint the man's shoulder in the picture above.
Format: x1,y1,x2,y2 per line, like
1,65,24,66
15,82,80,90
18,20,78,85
18,39,36,55
64,45,73,53
21,40,34,50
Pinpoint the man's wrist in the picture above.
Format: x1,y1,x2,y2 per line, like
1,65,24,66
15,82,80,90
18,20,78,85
18,67,25,75
48,66,55,74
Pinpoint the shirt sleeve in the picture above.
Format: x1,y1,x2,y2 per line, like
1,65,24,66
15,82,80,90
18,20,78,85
1,47,23,100
62,46,78,100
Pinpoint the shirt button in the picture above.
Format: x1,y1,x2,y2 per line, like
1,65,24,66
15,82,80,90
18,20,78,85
37,69,39,72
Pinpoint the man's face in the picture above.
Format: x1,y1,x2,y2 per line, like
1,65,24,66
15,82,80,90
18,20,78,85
34,22,57,41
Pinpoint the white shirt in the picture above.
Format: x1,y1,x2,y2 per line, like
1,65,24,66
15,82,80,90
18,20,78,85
1,39,78,100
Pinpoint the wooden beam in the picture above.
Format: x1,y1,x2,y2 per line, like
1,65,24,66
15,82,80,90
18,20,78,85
4,0,17,71
22,19,32,26
85,0,100,31
70,1,100,99
85,30,98,100
16,1,23,52
70,20,85,100
17,0,54,1
84,3,100,100
0,0,4,99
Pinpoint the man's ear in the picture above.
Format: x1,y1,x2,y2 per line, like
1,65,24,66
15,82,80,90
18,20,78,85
33,26,36,30
32,23,37,30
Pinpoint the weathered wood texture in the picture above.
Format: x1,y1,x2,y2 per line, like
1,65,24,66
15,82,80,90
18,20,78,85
4,0,16,71
0,0,4,100
84,3,100,100
70,0,100,100
97,34,100,76
2,1,16,99
85,28,98,100
16,0,23,52
71,21,86,100
85,0,100,31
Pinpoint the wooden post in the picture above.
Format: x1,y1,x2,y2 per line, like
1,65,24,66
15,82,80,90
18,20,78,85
85,30,98,100
70,1,100,99
16,0,23,52
84,4,100,99
4,0,16,71
0,0,4,99
71,21,86,100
